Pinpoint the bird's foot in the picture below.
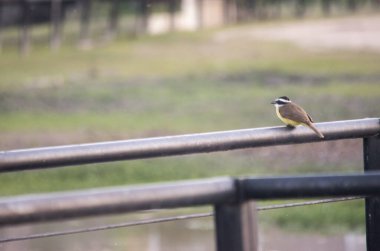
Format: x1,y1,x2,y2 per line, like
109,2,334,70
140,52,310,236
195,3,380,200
286,124,296,129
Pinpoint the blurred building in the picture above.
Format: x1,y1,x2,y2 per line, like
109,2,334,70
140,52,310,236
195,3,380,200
148,0,234,34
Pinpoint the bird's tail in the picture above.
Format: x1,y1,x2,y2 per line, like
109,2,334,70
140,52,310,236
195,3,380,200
305,122,324,139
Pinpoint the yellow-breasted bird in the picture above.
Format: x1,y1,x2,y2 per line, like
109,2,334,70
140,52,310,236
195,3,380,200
271,96,324,138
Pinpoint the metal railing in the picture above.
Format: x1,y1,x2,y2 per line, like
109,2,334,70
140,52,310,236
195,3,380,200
0,118,379,251
0,197,363,244
1,118,379,171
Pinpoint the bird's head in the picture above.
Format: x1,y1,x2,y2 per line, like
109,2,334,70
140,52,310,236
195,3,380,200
271,96,291,106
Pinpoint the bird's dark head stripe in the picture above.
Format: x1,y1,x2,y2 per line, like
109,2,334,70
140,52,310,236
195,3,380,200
279,96,289,101
271,96,291,105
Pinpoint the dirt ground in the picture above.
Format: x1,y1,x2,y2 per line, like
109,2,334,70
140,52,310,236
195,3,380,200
216,14,380,52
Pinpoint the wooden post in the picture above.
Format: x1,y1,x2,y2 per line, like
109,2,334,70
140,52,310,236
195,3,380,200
50,0,62,50
0,0,3,53
223,0,238,24
371,0,380,9
321,0,331,16
107,0,121,39
270,0,282,19
295,0,307,17
223,0,230,24
167,0,176,32
236,0,253,22
347,0,357,12
256,0,268,20
224,0,238,24
196,0,204,30
79,0,91,48
364,135,380,251
135,0,149,35
20,0,31,55
214,201,258,251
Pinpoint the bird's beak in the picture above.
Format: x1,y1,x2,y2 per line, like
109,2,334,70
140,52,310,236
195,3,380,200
270,101,276,104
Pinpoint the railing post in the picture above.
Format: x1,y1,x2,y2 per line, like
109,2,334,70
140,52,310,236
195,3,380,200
364,135,380,251
214,201,258,251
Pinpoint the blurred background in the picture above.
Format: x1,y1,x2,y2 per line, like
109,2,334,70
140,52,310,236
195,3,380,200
0,0,380,250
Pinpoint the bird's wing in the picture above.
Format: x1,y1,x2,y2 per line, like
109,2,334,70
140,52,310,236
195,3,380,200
279,103,311,124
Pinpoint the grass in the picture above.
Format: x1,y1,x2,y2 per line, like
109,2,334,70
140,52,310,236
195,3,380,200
260,199,365,233
1,16,380,232
1,80,378,134
2,26,380,89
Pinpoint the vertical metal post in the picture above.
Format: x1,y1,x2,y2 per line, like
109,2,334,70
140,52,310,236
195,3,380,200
364,135,380,251
214,201,258,251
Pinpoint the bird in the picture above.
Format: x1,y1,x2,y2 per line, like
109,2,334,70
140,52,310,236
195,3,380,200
271,96,324,138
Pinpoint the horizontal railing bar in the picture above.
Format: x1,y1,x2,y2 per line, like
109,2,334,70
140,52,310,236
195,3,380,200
242,172,380,199
1,118,379,172
0,177,235,226
0,197,363,243
0,172,378,226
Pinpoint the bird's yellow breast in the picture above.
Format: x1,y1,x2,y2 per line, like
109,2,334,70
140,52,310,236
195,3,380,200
275,106,301,126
